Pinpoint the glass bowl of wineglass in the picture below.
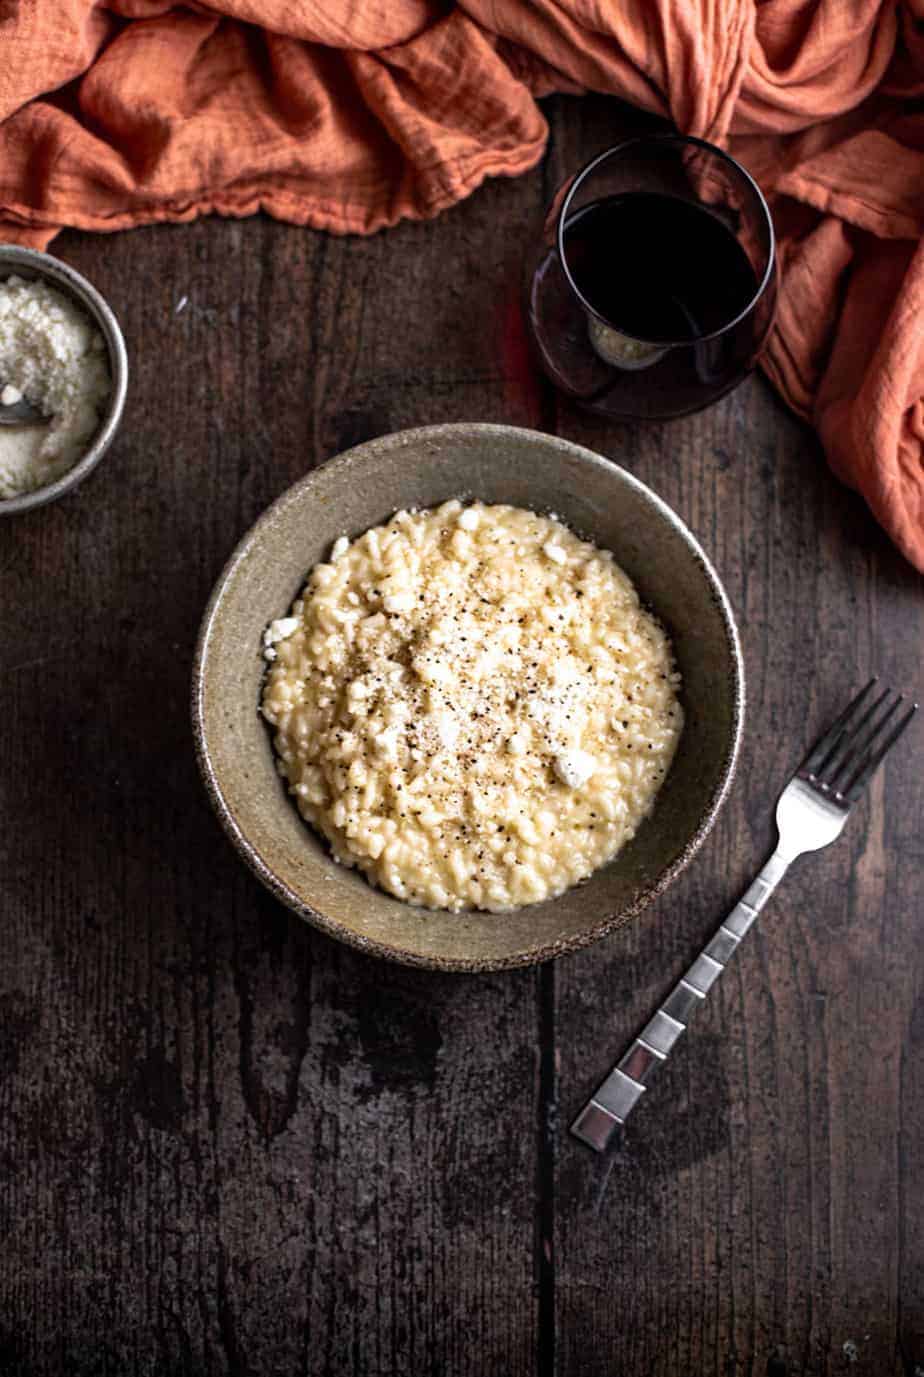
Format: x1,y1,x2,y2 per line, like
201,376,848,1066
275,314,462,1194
527,134,777,421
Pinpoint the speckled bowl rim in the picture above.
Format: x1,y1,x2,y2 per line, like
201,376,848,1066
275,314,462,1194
0,245,129,515
192,423,745,971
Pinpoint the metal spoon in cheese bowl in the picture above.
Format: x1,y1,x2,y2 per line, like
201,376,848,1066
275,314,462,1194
0,383,47,426
0,253,109,493
0,244,128,514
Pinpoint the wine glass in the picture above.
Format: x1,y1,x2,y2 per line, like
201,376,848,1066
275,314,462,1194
527,134,777,421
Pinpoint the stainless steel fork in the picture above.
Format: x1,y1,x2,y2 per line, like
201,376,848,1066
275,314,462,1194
571,679,918,1153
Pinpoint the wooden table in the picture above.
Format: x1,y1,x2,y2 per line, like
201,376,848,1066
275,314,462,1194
3,95,922,1377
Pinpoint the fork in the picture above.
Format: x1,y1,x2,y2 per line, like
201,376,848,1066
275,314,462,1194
571,679,918,1153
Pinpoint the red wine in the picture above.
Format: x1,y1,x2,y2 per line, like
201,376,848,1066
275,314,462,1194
563,193,759,342
527,190,776,420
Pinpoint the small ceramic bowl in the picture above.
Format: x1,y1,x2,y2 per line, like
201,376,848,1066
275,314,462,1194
0,244,128,515
192,424,744,971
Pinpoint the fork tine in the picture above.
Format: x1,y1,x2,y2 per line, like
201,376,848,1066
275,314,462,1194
824,688,901,790
843,701,918,801
802,678,877,778
814,685,892,784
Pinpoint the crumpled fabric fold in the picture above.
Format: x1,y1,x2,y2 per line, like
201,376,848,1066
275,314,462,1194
1,0,921,568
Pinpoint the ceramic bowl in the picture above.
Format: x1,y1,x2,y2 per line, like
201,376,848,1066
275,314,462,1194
0,244,128,515
192,423,744,971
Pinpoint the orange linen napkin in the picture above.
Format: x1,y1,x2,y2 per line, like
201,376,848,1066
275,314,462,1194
1,1,921,570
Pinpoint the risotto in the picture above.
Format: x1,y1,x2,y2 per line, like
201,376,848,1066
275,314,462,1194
260,500,683,913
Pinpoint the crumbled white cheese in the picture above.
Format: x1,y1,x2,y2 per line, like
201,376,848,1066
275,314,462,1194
433,712,460,750
414,655,453,687
262,616,300,660
554,749,597,789
0,274,110,498
458,506,480,532
373,728,400,762
267,616,299,642
383,590,415,614
543,541,567,565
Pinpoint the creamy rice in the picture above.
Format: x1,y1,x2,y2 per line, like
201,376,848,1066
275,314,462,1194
260,500,683,912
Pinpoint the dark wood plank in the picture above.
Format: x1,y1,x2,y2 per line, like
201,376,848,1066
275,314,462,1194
546,96,924,1377
0,159,550,1376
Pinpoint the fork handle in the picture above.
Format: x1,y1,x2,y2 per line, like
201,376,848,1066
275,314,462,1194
571,850,791,1152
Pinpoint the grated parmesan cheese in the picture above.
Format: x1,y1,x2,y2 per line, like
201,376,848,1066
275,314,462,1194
0,275,110,499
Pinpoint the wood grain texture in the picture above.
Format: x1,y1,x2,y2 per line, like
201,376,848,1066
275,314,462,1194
545,98,924,1377
1,93,921,1377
